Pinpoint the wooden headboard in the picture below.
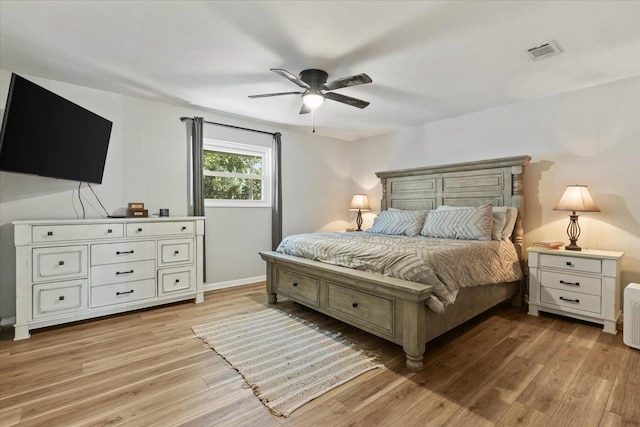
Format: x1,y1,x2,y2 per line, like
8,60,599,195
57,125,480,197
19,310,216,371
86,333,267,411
375,155,531,258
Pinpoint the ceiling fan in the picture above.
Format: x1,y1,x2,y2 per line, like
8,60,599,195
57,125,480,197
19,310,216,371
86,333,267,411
249,69,372,114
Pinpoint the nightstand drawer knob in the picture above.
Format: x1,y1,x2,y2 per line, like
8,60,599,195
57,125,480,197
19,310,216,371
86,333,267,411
566,261,573,266
559,296,580,304
352,302,358,308
559,280,580,287
292,282,298,287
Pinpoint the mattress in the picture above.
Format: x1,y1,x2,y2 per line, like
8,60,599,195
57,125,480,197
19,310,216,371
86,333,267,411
276,232,523,313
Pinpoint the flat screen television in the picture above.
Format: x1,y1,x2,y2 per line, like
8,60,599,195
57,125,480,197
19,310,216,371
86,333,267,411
0,74,113,184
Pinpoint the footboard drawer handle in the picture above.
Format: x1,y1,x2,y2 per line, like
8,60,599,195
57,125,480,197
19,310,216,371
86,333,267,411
566,261,573,266
559,280,580,286
58,261,65,266
292,282,298,287
352,303,358,308
116,290,134,296
116,270,134,275
559,296,580,304
116,250,135,255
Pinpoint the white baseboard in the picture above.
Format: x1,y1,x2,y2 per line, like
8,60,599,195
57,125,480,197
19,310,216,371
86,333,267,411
1,316,16,327
204,275,266,292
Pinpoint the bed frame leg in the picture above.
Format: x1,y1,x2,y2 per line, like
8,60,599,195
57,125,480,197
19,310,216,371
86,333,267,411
268,293,278,304
403,300,426,372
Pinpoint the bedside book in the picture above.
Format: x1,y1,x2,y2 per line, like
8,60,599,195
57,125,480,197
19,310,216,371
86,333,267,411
532,240,564,249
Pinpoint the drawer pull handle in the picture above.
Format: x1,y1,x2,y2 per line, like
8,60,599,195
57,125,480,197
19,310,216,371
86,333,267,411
352,302,358,308
116,290,134,296
559,280,580,286
59,296,65,301
107,229,113,233
137,228,143,232
566,261,573,266
174,250,180,255
47,231,53,236
181,226,187,231
559,296,580,304
292,282,298,287
175,279,180,283
58,261,65,266
116,250,135,255
116,270,134,275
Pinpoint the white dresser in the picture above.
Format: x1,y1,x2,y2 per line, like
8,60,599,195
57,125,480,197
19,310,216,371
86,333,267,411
13,217,205,340
527,247,624,334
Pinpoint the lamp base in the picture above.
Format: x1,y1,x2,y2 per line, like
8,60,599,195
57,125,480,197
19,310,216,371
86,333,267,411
565,242,582,251
565,213,582,251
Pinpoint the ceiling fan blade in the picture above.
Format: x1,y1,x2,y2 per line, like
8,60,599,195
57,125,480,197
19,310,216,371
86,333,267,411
324,92,370,109
299,103,311,115
270,68,310,89
248,91,303,98
323,73,372,91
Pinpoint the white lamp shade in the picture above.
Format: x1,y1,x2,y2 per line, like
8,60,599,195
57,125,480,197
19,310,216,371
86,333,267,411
349,194,370,211
302,93,324,109
554,185,600,212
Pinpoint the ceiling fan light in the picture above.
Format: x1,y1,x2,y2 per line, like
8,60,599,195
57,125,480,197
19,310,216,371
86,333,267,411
303,93,324,109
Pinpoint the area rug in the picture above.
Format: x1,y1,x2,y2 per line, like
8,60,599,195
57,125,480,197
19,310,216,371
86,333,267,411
192,309,384,417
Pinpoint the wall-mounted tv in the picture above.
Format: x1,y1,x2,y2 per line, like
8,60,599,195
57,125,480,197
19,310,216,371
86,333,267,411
0,74,113,184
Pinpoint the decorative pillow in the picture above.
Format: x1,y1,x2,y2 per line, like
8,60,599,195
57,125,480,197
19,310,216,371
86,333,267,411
501,206,518,240
422,204,493,240
366,210,427,237
437,205,513,240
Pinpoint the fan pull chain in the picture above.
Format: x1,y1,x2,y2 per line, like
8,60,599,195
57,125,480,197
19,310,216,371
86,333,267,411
312,110,316,133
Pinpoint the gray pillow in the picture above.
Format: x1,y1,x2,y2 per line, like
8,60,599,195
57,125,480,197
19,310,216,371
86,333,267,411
366,210,427,237
422,204,493,240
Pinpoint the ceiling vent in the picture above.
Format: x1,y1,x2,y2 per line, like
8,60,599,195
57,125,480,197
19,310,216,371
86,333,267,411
525,41,562,60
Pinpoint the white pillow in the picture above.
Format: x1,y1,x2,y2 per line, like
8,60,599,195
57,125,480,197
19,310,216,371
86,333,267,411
501,206,518,240
422,204,493,240
366,210,427,237
437,205,506,240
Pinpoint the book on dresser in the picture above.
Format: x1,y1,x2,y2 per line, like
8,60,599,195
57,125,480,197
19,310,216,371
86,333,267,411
12,216,205,340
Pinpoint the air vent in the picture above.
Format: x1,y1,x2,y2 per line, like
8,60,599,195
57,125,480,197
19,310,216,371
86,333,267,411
525,41,562,60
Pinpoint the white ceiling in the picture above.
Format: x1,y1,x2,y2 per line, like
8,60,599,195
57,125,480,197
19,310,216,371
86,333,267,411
1,1,639,141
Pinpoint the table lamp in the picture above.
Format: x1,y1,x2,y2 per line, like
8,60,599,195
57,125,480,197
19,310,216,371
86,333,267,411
349,194,370,231
553,185,600,251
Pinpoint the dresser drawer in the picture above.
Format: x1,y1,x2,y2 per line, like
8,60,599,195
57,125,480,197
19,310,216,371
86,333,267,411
326,282,394,334
540,254,602,274
33,280,88,319
158,266,196,296
91,240,155,265
540,271,601,296
91,260,155,287
32,245,88,283
91,279,156,308
157,238,193,267
126,222,194,238
277,268,319,307
540,287,601,314
32,224,124,243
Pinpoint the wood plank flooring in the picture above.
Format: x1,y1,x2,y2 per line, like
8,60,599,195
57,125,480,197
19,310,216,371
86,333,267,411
1,283,638,426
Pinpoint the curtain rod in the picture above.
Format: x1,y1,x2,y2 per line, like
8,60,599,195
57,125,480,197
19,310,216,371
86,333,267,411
180,117,277,136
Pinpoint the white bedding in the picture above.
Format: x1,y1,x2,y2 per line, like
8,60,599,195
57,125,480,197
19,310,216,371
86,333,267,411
276,232,523,313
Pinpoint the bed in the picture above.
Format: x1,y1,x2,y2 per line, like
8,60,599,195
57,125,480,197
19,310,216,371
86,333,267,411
259,155,531,372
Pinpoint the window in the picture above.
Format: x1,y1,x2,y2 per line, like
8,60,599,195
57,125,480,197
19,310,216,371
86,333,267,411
203,139,271,207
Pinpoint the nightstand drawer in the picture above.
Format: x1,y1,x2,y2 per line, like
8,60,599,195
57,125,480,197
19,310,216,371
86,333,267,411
277,269,319,307
540,254,601,274
540,271,601,296
540,287,601,314
326,282,393,335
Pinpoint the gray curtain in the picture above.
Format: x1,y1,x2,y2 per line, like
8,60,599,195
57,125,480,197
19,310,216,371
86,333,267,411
272,132,282,251
191,117,205,216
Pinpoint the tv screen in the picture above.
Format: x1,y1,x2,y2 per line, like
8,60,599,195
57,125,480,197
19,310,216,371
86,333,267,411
0,74,112,184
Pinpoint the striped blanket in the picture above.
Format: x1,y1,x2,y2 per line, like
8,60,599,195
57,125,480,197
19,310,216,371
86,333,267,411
276,232,522,313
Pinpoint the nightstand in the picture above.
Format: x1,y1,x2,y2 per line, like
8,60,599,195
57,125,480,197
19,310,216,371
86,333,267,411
527,247,624,334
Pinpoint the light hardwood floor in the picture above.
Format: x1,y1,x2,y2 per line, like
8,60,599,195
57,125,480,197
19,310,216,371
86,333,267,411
1,283,638,426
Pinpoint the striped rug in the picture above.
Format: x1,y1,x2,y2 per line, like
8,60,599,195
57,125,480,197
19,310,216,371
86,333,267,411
192,309,384,417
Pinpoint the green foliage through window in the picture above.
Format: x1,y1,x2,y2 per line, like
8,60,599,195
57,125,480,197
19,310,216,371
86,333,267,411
202,148,267,202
